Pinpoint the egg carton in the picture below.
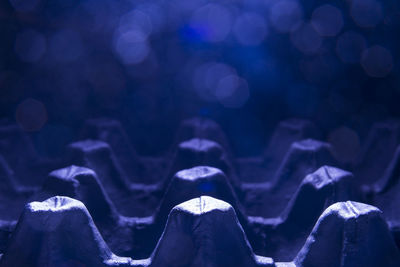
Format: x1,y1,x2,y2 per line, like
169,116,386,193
0,117,399,266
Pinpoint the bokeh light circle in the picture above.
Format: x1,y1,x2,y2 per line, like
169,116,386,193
190,4,232,43
233,12,268,46
361,45,393,78
269,0,303,33
290,23,322,54
351,0,383,28
119,10,153,38
114,30,150,65
311,4,343,37
14,29,46,63
215,75,250,108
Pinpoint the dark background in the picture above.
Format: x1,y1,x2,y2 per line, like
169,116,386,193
1,0,399,157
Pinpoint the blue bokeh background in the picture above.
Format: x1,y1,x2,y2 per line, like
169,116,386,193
1,0,399,156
